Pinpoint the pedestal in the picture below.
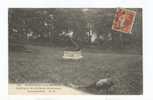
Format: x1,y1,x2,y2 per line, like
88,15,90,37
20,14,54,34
63,50,83,60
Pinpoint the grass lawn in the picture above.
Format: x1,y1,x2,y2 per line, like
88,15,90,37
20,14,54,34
9,44,143,95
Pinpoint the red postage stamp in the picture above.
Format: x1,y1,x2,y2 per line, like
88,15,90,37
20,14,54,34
112,8,136,33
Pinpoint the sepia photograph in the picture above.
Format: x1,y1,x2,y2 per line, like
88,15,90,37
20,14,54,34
8,8,143,95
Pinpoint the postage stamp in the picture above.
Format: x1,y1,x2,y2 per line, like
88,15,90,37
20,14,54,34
112,8,136,33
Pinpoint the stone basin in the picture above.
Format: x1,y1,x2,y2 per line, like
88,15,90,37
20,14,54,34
63,50,83,60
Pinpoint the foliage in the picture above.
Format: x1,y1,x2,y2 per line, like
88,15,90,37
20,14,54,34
9,8,142,49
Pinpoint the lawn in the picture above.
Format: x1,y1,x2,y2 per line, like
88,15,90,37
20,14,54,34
9,44,143,95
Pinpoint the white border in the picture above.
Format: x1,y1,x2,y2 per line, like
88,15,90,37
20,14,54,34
8,0,143,8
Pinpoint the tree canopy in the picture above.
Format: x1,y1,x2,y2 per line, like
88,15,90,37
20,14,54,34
9,8,142,49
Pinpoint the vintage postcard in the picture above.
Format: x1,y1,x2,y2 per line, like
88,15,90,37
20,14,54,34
8,8,143,95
